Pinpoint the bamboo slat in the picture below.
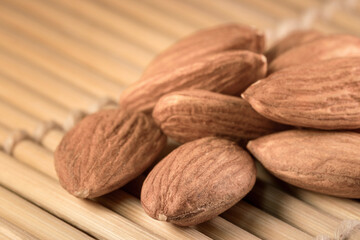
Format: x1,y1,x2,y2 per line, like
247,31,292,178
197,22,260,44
247,181,341,237
0,101,64,148
44,0,174,52
0,3,141,84
0,102,38,134
100,0,196,38
142,0,225,28
255,161,360,221
186,0,276,30
232,0,298,21
289,188,360,220
221,201,312,240
0,27,123,100
271,0,321,29
5,0,154,69
0,186,93,240
0,51,97,113
194,216,261,240
0,152,165,240
312,20,351,34
329,10,360,35
100,191,257,240
0,50,96,111
0,75,68,125
0,124,10,144
273,0,321,12
0,218,37,240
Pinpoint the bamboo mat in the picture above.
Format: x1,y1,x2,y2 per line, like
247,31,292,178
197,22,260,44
0,0,360,239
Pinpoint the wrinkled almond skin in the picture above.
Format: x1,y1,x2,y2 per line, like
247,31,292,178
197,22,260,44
247,130,360,198
120,50,267,113
141,137,256,226
153,89,287,143
268,34,360,73
54,109,167,198
242,57,360,130
142,23,265,79
265,30,323,63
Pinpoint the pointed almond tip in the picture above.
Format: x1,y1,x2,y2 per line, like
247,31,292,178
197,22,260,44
246,140,254,151
240,93,247,100
74,189,90,198
261,55,267,64
158,214,168,221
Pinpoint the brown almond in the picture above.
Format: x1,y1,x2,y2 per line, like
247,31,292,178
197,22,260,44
242,57,360,130
120,50,267,113
268,34,360,73
142,23,265,79
54,109,167,198
141,137,256,226
247,129,360,198
152,89,287,143
265,30,323,63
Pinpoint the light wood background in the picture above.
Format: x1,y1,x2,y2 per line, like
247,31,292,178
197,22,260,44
0,0,360,239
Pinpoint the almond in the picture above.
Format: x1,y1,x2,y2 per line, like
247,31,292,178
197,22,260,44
152,89,287,143
265,30,323,63
247,129,360,198
119,50,267,113
54,109,167,198
242,57,360,130
268,34,360,73
141,137,256,226
142,23,265,79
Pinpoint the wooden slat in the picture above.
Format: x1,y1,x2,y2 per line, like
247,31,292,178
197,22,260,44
100,0,196,38
0,102,38,135
288,187,360,220
0,3,141,84
255,161,360,221
100,191,256,240
0,218,37,240
0,75,68,125
0,51,97,113
142,0,225,28
186,0,276,29
328,9,360,36
0,27,123,101
222,201,312,240
247,181,341,237
232,0,299,20
5,0,154,68
0,124,10,144
0,186,93,240
272,0,321,12
44,0,174,52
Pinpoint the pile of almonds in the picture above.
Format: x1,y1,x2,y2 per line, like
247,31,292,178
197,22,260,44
55,24,360,226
